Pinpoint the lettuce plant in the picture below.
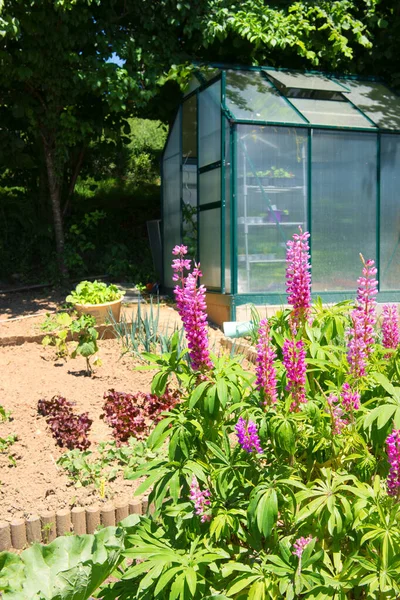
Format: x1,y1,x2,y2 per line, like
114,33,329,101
66,280,122,305
102,387,180,443
38,395,92,450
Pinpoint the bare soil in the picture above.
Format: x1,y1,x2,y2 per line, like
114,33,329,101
0,290,226,523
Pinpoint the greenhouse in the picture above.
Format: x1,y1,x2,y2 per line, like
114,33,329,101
161,65,400,324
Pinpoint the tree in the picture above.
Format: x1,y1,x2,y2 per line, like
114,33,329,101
0,0,380,278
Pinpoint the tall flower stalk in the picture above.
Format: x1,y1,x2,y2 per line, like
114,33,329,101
255,318,278,406
347,256,378,378
172,245,212,372
386,429,400,499
382,304,400,350
282,338,307,412
286,228,312,334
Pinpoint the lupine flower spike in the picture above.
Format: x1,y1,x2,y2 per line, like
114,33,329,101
286,228,312,334
235,417,263,453
386,429,400,499
292,535,313,558
327,394,348,435
283,338,307,412
341,382,360,417
347,255,378,378
189,476,211,522
255,319,278,406
382,304,400,351
171,245,212,372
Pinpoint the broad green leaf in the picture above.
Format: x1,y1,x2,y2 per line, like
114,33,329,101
154,566,182,596
0,525,127,600
189,381,209,409
185,567,197,596
256,488,278,537
226,574,260,596
216,379,228,407
206,442,230,465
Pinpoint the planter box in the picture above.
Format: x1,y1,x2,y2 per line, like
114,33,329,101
74,297,123,325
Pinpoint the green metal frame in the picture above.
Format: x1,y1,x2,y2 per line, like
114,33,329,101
197,74,223,292
376,134,381,290
221,70,226,293
161,106,182,288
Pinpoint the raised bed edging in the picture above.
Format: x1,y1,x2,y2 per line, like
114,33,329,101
0,497,151,551
0,322,123,347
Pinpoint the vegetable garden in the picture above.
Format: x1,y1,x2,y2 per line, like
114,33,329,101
1,228,400,599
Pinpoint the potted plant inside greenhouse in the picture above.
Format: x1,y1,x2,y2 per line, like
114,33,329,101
66,280,124,324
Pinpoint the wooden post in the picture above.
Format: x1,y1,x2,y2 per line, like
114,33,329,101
10,519,27,549
71,507,86,534
26,515,42,544
0,522,11,551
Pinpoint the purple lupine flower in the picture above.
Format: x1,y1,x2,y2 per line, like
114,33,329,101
382,304,400,350
292,535,313,558
286,228,312,334
386,429,400,498
172,246,212,372
327,394,349,435
189,476,211,522
347,257,378,378
341,382,360,412
235,417,263,453
282,337,307,412
255,319,278,407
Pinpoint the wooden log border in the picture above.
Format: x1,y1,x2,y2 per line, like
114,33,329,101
0,497,150,551
0,321,127,347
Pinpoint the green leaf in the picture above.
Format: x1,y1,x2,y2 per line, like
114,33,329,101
256,488,278,537
151,371,169,395
77,341,96,357
154,566,182,596
189,381,209,409
216,379,228,408
372,372,400,400
0,525,126,599
206,442,229,465
134,469,165,496
185,567,197,596
226,574,260,596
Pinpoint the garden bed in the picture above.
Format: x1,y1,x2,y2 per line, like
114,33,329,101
0,290,229,538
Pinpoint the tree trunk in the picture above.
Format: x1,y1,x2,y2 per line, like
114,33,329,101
62,145,86,219
42,137,69,280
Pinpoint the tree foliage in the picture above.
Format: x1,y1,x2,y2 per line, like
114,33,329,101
0,0,395,279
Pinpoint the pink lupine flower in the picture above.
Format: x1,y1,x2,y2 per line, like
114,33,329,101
382,304,400,350
255,319,278,406
283,337,307,412
235,417,263,453
189,476,211,522
327,394,349,435
292,535,313,558
172,246,212,372
386,429,400,498
347,256,378,378
341,382,360,413
286,228,312,334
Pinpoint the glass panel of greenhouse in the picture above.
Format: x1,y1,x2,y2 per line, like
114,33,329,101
161,66,400,324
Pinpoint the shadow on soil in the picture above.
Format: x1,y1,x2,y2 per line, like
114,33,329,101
0,288,65,320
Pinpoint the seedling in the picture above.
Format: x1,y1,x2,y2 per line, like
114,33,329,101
70,314,102,375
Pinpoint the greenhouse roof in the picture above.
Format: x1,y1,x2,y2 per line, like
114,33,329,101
184,65,400,131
